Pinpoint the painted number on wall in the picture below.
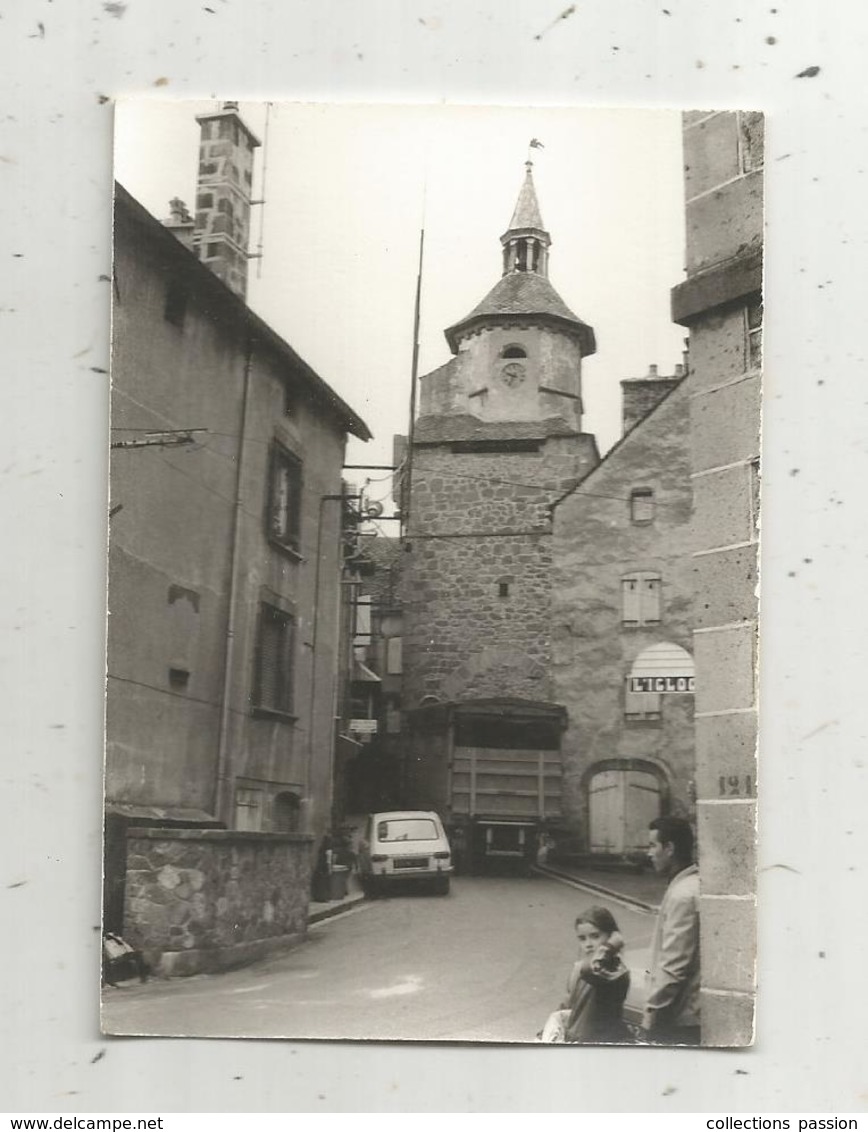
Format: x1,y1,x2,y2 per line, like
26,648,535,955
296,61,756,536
718,775,754,797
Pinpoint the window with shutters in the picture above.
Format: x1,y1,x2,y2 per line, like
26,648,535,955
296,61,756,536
266,444,302,554
622,572,662,627
624,677,662,722
234,786,263,831
252,603,296,718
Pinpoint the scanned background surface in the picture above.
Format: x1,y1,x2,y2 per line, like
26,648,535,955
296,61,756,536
4,0,867,1112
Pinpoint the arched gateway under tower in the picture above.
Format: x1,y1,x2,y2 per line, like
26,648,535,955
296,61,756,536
400,160,599,867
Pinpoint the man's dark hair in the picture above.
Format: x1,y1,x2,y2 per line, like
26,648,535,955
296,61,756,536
649,816,694,864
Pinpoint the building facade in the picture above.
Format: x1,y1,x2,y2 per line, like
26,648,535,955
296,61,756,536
552,369,695,856
109,184,370,835
106,166,369,967
394,161,698,861
671,110,763,1045
402,162,599,710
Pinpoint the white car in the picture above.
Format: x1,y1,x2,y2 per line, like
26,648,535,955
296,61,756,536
358,810,453,896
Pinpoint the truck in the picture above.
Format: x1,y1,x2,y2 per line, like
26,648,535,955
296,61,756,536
403,697,567,872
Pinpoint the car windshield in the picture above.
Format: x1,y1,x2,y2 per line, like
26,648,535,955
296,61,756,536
377,818,438,842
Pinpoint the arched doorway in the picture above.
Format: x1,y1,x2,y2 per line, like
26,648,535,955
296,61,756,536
273,791,301,833
585,760,668,855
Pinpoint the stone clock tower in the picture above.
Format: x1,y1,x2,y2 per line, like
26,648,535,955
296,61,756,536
402,161,600,708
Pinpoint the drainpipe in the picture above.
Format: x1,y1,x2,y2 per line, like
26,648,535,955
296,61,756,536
214,332,255,825
305,492,349,835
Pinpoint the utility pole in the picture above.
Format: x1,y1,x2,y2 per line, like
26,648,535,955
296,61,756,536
401,226,425,540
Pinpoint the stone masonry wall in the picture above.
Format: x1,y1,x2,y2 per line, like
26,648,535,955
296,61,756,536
123,827,313,976
676,109,762,1046
552,383,695,840
403,436,597,707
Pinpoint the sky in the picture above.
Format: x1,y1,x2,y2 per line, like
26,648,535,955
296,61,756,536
115,101,687,509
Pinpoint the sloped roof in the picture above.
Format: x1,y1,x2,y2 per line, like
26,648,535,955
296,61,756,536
445,272,596,356
507,164,546,231
114,183,372,441
413,413,583,444
550,376,687,510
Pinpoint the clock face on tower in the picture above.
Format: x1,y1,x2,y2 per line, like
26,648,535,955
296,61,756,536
501,361,526,388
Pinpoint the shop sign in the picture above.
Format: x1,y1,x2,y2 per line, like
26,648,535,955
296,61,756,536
630,676,695,693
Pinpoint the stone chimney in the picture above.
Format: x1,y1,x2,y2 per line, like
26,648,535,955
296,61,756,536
191,102,261,299
162,197,195,249
620,362,684,435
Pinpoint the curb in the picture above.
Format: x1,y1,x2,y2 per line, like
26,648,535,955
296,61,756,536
307,892,367,925
532,864,660,914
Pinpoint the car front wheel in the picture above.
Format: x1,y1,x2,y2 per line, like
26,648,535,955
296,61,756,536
432,875,450,896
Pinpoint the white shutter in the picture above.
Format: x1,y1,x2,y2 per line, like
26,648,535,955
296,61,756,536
642,575,661,623
622,577,640,624
386,636,403,675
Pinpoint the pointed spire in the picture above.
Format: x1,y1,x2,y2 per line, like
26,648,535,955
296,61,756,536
508,161,546,231
500,160,551,278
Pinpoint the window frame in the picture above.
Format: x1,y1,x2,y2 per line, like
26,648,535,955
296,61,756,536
629,487,655,525
251,601,297,721
265,442,303,556
746,299,763,371
234,786,263,831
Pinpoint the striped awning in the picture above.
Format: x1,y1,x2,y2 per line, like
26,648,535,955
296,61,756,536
630,642,695,693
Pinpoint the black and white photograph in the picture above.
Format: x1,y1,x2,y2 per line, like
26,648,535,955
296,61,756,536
100,100,761,1047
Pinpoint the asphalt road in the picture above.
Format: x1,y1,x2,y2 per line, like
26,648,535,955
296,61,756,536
102,874,654,1043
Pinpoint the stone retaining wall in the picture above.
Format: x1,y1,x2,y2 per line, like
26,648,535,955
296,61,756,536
123,827,314,977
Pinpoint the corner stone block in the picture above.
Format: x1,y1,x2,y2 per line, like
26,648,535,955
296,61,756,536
692,465,754,552
683,110,716,128
700,989,755,1047
700,895,756,993
690,374,761,474
694,709,757,799
684,111,740,200
686,172,763,276
688,309,748,394
697,799,756,895
692,542,758,631
694,624,756,714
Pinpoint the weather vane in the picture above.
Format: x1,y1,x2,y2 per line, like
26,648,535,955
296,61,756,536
527,137,544,165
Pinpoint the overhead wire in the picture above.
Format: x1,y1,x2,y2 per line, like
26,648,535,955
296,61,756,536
114,429,671,508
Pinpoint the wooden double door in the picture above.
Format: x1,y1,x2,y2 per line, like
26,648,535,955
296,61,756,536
588,766,661,855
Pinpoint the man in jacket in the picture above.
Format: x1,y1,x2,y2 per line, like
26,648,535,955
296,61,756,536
643,816,700,1045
